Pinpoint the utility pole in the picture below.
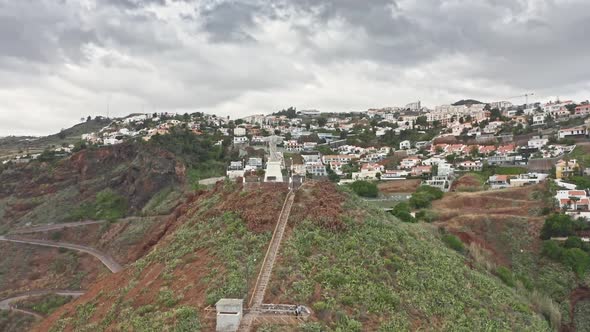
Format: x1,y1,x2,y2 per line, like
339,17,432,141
106,94,112,119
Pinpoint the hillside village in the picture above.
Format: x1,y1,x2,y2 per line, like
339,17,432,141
2,98,590,331
3,99,590,195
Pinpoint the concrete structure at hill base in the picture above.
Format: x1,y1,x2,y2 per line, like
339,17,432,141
216,298,243,332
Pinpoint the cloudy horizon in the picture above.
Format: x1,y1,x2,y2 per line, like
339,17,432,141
1,0,589,136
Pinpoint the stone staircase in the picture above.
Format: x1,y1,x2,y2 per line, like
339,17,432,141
238,191,295,332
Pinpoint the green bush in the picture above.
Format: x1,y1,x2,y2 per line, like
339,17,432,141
495,266,515,287
564,236,584,249
542,241,590,277
415,209,438,223
562,248,590,277
390,202,416,222
157,289,179,308
393,211,416,223
441,234,464,253
409,186,444,209
540,214,577,240
349,180,378,198
541,241,564,260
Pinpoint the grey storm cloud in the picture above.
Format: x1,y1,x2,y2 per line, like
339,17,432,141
0,0,589,136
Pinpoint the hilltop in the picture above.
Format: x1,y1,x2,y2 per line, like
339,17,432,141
0,118,111,159
30,181,553,331
452,99,485,106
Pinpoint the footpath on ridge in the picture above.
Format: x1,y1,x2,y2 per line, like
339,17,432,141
238,190,307,332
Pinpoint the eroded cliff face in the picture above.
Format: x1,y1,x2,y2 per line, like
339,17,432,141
0,143,186,228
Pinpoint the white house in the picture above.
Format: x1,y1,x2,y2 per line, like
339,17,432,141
352,163,384,180
234,127,247,136
285,140,303,152
305,162,327,177
559,127,587,139
301,152,321,163
381,170,409,180
323,155,356,164
245,158,263,171
555,190,590,211
400,156,421,169
458,160,483,171
528,138,549,149
437,162,455,177
532,114,546,126
227,161,245,179
233,136,249,144
488,175,510,189
509,173,549,187
399,140,411,150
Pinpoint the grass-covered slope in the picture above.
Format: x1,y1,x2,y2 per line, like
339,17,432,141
33,182,289,331
267,182,551,331
35,181,552,331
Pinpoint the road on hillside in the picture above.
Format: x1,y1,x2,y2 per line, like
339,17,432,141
10,215,166,235
9,220,107,234
0,236,122,273
0,290,85,310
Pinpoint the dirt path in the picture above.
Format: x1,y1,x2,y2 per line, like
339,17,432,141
0,236,123,273
240,191,296,332
0,290,85,319
9,220,108,234
9,215,166,235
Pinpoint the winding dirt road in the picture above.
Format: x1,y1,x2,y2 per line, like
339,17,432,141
9,220,107,234
0,236,122,273
0,290,85,319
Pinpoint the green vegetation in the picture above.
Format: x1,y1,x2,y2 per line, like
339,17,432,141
389,202,415,223
0,311,35,332
69,189,128,221
271,195,551,331
495,266,516,287
141,187,182,215
569,176,590,190
149,127,229,182
415,209,438,222
542,241,590,277
133,207,270,306
18,294,72,315
540,214,586,240
568,145,590,168
409,185,444,209
574,300,590,331
349,180,378,198
441,233,464,253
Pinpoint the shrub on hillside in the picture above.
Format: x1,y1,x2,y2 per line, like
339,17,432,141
562,248,590,277
540,214,577,240
541,241,564,260
390,202,416,223
349,180,378,198
564,236,585,249
495,266,515,287
442,234,464,253
415,209,438,223
409,185,444,209
542,240,590,277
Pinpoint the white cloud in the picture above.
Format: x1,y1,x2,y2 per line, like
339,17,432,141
0,0,589,136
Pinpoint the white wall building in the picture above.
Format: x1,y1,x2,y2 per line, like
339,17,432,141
234,127,247,136
399,140,411,150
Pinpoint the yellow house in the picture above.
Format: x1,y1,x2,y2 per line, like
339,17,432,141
555,159,579,179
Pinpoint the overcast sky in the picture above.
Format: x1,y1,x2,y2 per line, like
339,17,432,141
1,0,589,136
